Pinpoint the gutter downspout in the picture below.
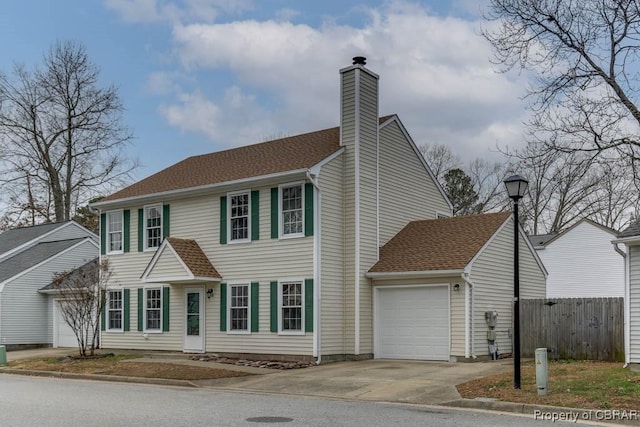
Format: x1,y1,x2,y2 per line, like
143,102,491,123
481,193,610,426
614,242,629,368
307,170,322,365
462,272,477,359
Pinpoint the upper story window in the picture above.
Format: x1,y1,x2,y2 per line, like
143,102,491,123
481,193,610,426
280,184,303,237
229,192,250,242
107,211,123,253
145,205,162,250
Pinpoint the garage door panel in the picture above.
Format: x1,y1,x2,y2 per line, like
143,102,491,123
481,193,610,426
55,301,77,348
376,286,449,361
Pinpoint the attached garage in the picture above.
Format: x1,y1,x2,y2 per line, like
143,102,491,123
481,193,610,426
375,285,450,360
54,300,78,348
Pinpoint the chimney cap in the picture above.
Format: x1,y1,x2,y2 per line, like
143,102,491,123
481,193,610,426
352,56,367,65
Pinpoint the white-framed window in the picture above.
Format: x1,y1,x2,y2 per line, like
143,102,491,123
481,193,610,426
107,289,123,331
229,191,250,242
144,287,162,332
228,283,250,333
280,183,303,238
279,280,303,333
144,205,162,250
107,211,123,254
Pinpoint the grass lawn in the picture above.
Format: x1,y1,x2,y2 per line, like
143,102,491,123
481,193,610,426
457,360,640,410
5,353,254,381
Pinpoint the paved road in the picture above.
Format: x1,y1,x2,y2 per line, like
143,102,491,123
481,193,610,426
0,375,586,426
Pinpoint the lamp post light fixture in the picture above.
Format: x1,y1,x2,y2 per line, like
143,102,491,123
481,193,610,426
504,174,528,390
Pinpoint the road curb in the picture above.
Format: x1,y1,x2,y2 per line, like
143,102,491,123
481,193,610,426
442,399,640,425
0,368,197,388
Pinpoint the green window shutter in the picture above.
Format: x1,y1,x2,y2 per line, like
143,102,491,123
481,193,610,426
220,283,227,331
270,188,278,239
304,183,314,237
162,204,170,239
137,288,143,331
137,209,144,252
100,289,106,331
123,210,130,253
251,190,260,241
162,287,170,332
270,281,278,332
220,196,227,245
100,213,106,255
305,279,314,333
123,289,130,332
251,282,259,332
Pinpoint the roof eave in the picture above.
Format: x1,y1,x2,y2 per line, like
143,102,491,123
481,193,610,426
613,235,640,245
366,269,465,280
92,168,310,209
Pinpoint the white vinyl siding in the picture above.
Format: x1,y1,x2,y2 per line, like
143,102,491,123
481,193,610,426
145,247,188,281
378,120,451,246
319,154,345,355
629,245,640,363
468,220,546,357
0,239,97,345
537,221,624,298
102,186,314,355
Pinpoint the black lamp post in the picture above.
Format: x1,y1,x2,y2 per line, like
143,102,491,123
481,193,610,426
504,174,528,390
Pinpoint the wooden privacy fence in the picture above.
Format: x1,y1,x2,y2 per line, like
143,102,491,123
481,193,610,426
520,298,624,362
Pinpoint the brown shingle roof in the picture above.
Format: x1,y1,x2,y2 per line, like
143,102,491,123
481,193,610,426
103,127,341,201
166,237,220,279
102,115,396,202
369,212,511,273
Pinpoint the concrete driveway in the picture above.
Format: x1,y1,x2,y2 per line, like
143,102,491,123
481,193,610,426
196,359,512,405
4,348,512,406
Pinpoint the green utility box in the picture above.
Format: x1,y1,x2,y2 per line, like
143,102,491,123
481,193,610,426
0,345,6,366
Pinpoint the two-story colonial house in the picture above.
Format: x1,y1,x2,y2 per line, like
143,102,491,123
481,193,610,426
93,57,546,362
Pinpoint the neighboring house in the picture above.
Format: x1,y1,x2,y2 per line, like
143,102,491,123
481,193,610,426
614,220,640,372
0,221,98,349
92,58,547,362
530,219,625,298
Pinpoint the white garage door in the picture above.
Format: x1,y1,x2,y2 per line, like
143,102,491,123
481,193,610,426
54,301,77,348
376,285,450,360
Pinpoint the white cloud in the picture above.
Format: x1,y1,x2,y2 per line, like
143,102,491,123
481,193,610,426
105,0,252,24
138,1,530,160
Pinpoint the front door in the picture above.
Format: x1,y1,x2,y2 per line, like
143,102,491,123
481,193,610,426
184,287,204,353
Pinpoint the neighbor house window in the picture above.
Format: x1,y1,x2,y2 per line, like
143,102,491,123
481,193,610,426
280,281,303,332
229,284,249,332
145,205,162,249
229,192,249,242
145,287,162,331
107,289,123,331
280,184,303,237
107,211,123,253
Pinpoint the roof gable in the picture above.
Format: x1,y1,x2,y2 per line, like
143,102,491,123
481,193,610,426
533,218,618,248
369,212,511,273
618,219,640,239
141,237,220,283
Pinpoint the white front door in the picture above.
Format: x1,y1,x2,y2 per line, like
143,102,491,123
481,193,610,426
184,287,205,353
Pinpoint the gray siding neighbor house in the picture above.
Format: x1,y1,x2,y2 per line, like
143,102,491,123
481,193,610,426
0,221,98,349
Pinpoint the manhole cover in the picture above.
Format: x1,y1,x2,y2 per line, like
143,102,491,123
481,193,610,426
246,417,293,423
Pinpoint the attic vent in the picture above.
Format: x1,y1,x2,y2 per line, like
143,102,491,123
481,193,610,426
352,56,366,65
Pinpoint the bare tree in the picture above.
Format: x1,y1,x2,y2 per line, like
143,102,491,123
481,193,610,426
483,0,640,168
50,259,111,357
419,143,461,183
0,41,136,226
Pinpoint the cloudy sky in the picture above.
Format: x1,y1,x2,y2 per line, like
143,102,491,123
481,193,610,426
0,0,527,180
